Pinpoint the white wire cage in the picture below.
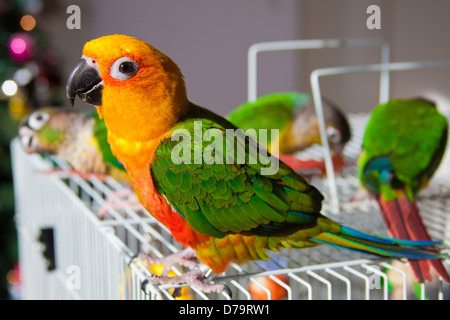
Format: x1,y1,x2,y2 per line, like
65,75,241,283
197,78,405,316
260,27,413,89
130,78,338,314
11,111,450,300
11,39,450,300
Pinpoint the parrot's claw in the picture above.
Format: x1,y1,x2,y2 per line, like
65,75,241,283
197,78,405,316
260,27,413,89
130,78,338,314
137,247,231,297
141,269,231,297
138,248,199,276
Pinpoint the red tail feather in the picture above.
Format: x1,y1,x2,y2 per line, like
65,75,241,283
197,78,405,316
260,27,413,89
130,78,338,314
278,154,324,171
377,194,450,283
278,154,346,175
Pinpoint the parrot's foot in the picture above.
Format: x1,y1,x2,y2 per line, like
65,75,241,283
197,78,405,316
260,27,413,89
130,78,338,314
138,248,231,297
40,168,110,181
141,269,231,296
278,154,324,172
278,154,348,178
138,248,199,276
98,187,145,219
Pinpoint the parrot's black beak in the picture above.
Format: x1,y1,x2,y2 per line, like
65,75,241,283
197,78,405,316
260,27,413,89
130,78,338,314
66,58,103,107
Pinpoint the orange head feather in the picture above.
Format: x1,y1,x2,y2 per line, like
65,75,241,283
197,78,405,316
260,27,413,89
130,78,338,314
82,34,189,142
68,35,209,248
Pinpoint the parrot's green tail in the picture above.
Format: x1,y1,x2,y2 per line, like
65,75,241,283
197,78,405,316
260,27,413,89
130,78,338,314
311,226,444,261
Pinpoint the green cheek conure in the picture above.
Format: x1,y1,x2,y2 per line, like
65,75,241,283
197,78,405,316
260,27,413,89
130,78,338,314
227,92,351,174
18,107,128,182
358,98,450,283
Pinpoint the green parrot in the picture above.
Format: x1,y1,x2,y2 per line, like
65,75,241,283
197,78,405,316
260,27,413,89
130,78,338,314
18,107,128,182
358,97,450,283
226,92,351,174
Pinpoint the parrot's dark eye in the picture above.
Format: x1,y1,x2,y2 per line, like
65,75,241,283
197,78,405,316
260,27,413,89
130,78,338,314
119,62,135,75
326,126,341,144
110,57,140,80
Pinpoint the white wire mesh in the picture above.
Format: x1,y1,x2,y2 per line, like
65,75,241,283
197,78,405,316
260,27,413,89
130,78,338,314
10,110,450,300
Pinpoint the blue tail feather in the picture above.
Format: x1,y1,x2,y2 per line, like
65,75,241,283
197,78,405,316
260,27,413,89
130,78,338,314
313,231,442,261
341,226,442,247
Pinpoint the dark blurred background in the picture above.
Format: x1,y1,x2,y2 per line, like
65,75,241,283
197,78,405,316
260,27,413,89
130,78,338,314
1,0,450,299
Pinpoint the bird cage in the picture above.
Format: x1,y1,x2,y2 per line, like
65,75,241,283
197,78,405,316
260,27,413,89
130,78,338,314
11,110,450,300
11,39,450,300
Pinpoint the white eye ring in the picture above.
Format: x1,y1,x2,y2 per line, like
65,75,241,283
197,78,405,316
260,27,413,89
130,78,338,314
110,57,140,80
28,111,50,131
326,126,341,144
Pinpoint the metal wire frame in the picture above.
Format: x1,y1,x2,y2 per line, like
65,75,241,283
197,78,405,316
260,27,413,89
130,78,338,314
247,38,390,103
11,110,450,300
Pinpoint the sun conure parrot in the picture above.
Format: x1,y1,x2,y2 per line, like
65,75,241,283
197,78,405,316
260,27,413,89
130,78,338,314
358,98,450,283
66,35,449,294
226,92,351,174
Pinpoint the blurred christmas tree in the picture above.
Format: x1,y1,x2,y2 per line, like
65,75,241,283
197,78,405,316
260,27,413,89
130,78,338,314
0,0,65,299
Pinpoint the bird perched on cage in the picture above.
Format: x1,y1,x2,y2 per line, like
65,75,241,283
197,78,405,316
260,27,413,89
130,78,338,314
66,35,450,295
358,98,450,283
18,107,140,218
18,107,128,182
226,92,351,175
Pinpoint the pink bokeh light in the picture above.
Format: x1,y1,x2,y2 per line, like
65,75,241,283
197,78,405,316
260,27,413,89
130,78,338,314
8,34,33,62
10,38,27,55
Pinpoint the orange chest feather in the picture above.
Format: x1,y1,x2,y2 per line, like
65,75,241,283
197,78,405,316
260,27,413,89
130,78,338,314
107,132,210,247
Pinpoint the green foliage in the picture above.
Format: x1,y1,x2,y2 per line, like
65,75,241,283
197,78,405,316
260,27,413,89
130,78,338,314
0,103,18,300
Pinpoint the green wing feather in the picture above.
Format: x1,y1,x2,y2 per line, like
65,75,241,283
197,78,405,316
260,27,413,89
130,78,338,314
151,103,324,239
